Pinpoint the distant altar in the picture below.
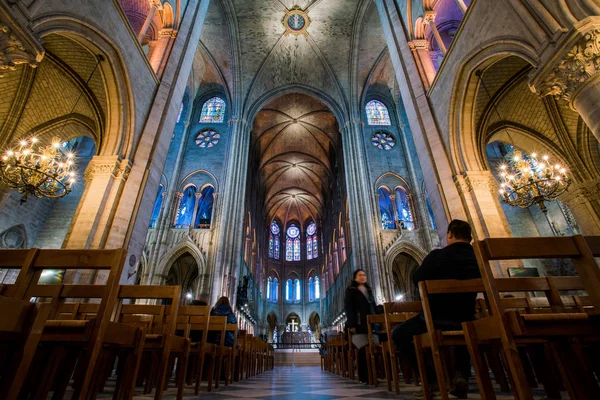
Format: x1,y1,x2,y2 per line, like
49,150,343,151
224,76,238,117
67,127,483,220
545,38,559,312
281,331,310,347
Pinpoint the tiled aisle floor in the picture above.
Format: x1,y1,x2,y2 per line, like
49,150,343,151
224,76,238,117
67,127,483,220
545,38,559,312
130,366,550,399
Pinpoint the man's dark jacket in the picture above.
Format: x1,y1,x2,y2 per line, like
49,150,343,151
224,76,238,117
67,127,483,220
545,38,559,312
413,242,481,322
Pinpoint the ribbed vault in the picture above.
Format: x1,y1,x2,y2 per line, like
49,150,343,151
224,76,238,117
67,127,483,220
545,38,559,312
252,93,340,225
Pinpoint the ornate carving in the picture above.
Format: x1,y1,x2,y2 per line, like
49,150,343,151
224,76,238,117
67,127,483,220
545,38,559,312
159,29,177,38
0,23,39,77
560,180,600,208
423,10,437,24
84,161,119,181
536,29,600,103
408,40,429,51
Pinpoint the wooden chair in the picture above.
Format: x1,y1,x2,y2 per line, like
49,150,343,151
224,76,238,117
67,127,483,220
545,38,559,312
382,301,422,393
467,236,600,400
115,285,189,400
12,248,129,400
366,314,387,386
220,323,238,387
0,296,50,400
204,315,227,392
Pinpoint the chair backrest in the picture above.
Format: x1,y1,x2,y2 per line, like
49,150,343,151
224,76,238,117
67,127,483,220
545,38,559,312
0,248,37,297
207,315,227,350
116,285,181,337
176,305,210,340
474,236,600,316
226,323,239,352
382,301,422,350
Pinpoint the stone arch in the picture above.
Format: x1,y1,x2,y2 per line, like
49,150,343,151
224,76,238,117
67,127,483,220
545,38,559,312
32,17,136,158
448,39,540,174
180,169,219,192
157,239,205,281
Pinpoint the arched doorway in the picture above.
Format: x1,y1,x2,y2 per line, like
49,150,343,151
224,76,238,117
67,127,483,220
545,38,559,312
267,311,278,343
166,252,200,303
308,311,321,343
285,312,301,333
391,252,420,301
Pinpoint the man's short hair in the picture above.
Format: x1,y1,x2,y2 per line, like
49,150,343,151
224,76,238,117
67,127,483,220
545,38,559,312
447,219,472,242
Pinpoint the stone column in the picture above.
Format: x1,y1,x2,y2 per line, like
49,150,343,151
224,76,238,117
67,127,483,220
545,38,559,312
408,40,437,89
138,0,161,42
559,180,600,235
376,0,469,238
454,170,513,276
389,194,399,230
104,0,211,283
209,117,250,305
424,11,447,55
342,120,383,301
530,22,600,141
190,192,202,229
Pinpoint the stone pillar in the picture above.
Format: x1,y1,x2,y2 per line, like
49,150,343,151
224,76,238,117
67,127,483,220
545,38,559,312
209,117,250,306
424,11,447,55
455,0,468,14
342,120,383,300
190,192,202,229
559,180,600,235
454,171,513,276
376,0,469,238
104,0,211,283
408,39,437,89
530,21,600,141
138,0,161,42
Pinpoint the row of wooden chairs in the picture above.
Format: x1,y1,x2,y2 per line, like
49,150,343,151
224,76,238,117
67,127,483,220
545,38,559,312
0,248,273,399
322,235,600,399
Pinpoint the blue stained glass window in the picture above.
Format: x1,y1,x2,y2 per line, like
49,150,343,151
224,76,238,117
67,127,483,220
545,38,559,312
269,235,274,258
175,186,196,228
199,97,225,123
315,277,320,300
270,221,280,260
394,187,413,230
307,237,313,260
149,184,164,228
195,186,214,228
267,277,272,300
424,186,437,230
308,277,314,302
294,279,301,302
285,279,292,302
286,238,293,261
293,238,300,261
273,278,279,301
378,187,395,230
305,222,318,260
366,100,391,126
274,236,280,259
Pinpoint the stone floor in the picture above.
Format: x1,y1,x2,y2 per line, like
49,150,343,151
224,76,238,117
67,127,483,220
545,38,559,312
125,366,551,399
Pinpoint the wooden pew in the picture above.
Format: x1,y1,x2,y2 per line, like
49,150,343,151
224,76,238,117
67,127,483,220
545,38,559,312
382,301,422,393
469,236,600,400
366,314,387,386
115,285,190,400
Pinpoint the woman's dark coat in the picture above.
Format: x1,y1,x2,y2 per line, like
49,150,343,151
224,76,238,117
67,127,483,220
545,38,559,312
344,281,376,334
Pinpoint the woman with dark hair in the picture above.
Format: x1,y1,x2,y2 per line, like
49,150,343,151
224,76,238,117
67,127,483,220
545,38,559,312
344,269,377,384
207,296,237,347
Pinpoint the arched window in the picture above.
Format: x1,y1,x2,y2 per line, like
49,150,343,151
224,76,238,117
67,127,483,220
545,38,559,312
273,277,279,301
149,184,164,228
314,276,320,300
365,100,391,126
199,97,225,123
378,187,395,230
195,186,214,228
269,221,280,259
306,222,318,259
266,277,272,300
394,187,413,230
175,186,196,228
286,224,301,261
308,277,314,302
285,279,292,302
294,279,301,303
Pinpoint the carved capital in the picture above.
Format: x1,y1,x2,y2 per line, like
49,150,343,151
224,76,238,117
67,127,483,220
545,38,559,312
531,28,600,104
0,5,44,78
84,160,119,181
158,29,177,38
423,10,437,24
408,40,429,51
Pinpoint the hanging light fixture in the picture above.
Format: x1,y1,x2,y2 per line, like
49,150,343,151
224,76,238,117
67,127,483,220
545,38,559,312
0,137,76,204
476,70,572,213
0,55,103,204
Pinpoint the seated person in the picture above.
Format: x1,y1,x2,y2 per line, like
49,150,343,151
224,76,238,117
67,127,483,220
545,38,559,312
207,296,237,347
391,219,481,399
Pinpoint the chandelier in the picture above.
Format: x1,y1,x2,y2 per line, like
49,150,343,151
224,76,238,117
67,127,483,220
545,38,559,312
476,70,572,213
497,150,571,213
0,137,76,204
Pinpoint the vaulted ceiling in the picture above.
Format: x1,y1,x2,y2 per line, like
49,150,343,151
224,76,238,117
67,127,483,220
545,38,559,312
252,93,340,226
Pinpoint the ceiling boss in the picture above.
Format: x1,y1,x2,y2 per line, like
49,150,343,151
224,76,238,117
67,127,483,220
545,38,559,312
282,6,311,35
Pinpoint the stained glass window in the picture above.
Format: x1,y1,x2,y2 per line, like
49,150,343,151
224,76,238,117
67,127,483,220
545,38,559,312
424,186,437,230
306,222,318,259
285,279,292,302
378,187,395,230
195,186,214,228
267,277,272,300
199,97,225,123
293,238,300,261
312,236,318,258
366,100,391,126
394,187,413,230
372,131,396,150
308,277,314,302
274,236,280,260
315,277,320,300
149,184,164,228
286,224,300,261
195,130,220,148
294,279,301,302
273,278,278,301
270,222,280,259
177,102,184,123
175,186,196,228
286,238,293,261
307,237,313,260
269,235,274,258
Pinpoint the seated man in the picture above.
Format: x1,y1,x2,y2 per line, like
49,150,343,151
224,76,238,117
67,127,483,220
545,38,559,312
391,219,481,399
